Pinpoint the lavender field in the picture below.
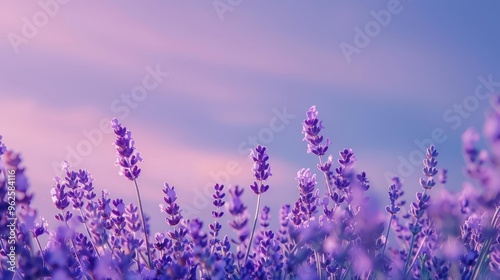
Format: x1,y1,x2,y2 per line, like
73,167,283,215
2,1,500,279
1,102,500,279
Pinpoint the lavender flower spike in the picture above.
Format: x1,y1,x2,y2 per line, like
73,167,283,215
303,106,335,197
249,145,272,194
245,145,272,265
110,118,151,269
0,135,6,155
111,118,143,181
302,106,331,156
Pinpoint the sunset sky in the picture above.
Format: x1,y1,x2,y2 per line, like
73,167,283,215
1,1,499,232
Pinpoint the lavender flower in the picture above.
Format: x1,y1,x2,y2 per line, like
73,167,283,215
51,177,71,220
405,145,439,275
304,106,337,198
160,183,183,227
302,105,331,156
228,186,249,244
244,145,272,266
258,230,283,278
334,149,356,192
210,184,225,254
439,168,448,185
290,168,319,226
111,118,151,268
0,135,6,156
419,145,439,190
254,206,271,250
385,177,405,216
111,118,143,181
277,204,291,245
249,145,271,194
381,177,406,261
33,217,48,238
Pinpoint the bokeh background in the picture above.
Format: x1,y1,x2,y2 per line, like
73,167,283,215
1,1,500,233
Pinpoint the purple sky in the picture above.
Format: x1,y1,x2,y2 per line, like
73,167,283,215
1,1,499,232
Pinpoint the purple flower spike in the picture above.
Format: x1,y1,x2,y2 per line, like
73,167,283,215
420,145,439,190
51,177,70,212
212,183,225,218
0,135,6,155
302,106,331,156
290,169,319,225
160,183,183,227
385,177,405,215
111,118,143,181
33,218,48,237
355,171,370,191
249,145,272,194
296,168,317,195
439,169,448,185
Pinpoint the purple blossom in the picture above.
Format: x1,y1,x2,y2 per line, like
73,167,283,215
290,168,319,226
160,183,183,227
111,118,143,181
33,218,49,237
227,186,249,244
302,105,331,156
210,184,225,254
355,171,370,191
0,135,6,155
385,177,405,215
439,168,448,185
277,205,291,245
249,145,271,194
419,145,439,189
51,177,71,215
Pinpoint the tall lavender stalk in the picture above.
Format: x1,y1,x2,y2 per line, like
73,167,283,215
382,177,405,257
404,145,439,275
302,106,333,197
111,118,152,269
244,145,271,265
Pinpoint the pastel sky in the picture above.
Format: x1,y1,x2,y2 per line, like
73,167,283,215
1,1,499,233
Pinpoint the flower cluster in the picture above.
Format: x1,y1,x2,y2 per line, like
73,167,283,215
290,168,319,226
1,98,500,279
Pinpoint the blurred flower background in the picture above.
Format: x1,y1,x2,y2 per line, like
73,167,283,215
1,1,499,235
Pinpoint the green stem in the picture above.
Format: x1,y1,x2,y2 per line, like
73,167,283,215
137,249,141,272
406,235,427,276
340,263,352,280
32,233,46,267
381,215,394,257
314,250,322,279
132,179,152,269
404,233,416,275
244,193,262,265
